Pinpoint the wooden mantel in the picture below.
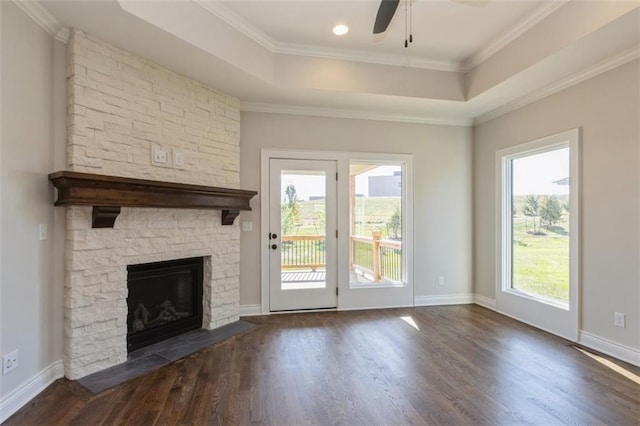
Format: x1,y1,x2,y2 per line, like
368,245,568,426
49,171,257,228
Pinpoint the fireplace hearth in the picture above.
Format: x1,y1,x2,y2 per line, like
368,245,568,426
127,257,204,352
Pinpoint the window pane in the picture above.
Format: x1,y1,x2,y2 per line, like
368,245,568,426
349,163,403,286
511,148,570,303
280,170,326,290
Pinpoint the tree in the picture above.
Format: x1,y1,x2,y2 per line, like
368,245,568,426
522,195,540,233
285,184,298,206
540,195,563,229
387,206,401,239
313,209,325,235
281,184,300,235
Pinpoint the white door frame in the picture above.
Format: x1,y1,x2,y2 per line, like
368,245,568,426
261,149,414,314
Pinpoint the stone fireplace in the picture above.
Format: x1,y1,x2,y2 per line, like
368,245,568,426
62,30,248,379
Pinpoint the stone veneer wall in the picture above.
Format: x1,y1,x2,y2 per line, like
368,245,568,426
64,30,242,379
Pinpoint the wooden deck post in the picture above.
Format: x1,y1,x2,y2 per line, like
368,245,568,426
372,231,382,282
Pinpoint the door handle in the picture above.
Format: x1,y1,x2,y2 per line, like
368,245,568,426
271,244,277,250
269,233,278,240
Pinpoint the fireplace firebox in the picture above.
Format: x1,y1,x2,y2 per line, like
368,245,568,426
127,257,203,352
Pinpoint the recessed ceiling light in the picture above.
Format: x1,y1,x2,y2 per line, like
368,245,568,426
332,24,349,36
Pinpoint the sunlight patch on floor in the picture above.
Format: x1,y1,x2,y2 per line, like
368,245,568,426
401,316,420,330
573,346,640,385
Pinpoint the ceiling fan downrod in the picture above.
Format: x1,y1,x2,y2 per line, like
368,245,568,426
409,0,413,44
404,0,413,48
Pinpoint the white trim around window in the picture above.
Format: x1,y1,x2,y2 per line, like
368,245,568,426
495,128,580,341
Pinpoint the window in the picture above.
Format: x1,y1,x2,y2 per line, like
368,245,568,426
349,162,405,287
505,146,571,305
497,128,579,334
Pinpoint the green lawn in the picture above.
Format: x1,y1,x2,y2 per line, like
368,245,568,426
352,196,401,238
512,210,569,302
283,196,403,281
289,196,401,238
288,195,569,299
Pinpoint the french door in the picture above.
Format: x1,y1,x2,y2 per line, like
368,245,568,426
496,129,579,341
268,159,337,311
262,151,414,313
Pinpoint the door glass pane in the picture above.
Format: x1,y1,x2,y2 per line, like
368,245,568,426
349,163,403,287
511,147,570,304
280,170,326,290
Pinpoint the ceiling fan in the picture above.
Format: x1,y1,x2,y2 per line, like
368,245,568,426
373,0,489,39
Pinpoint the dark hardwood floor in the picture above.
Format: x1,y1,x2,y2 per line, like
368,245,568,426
6,305,640,425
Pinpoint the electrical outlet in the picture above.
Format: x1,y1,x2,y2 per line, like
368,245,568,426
242,221,253,232
614,312,626,328
152,147,168,165
39,224,47,241
3,350,18,375
438,276,445,286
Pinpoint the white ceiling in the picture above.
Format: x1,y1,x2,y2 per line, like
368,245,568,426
30,0,640,125
215,0,551,69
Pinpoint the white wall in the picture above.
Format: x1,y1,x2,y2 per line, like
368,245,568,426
240,113,473,306
473,60,639,351
0,0,66,408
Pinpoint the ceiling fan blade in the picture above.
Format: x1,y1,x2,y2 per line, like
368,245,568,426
373,0,400,34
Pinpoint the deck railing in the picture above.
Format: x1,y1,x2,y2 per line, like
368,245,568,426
281,233,402,282
351,232,402,282
281,235,325,271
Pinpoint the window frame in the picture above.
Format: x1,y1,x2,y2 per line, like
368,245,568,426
501,143,570,308
495,128,580,340
349,160,407,288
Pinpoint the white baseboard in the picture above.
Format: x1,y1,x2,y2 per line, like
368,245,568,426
473,295,496,310
579,331,640,367
239,304,262,317
0,360,64,423
414,293,474,306
338,303,414,312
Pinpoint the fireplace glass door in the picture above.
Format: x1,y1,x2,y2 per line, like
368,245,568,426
127,257,203,352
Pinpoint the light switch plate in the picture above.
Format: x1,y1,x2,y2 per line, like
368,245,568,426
174,150,184,167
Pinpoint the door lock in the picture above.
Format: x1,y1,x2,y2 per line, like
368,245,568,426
269,233,278,240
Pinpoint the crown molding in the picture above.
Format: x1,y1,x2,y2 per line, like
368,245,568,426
241,102,473,127
474,46,640,125
195,0,565,73
274,42,462,72
462,0,569,72
195,0,462,72
12,0,69,43
194,0,570,74
193,0,275,51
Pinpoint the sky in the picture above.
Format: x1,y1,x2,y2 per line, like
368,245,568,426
279,152,569,201
512,147,569,196
280,164,401,200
